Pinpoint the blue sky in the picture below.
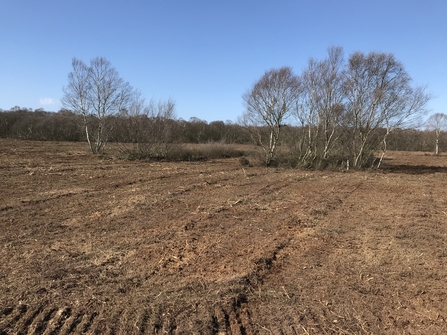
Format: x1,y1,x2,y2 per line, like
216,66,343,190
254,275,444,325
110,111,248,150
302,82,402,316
1,0,446,123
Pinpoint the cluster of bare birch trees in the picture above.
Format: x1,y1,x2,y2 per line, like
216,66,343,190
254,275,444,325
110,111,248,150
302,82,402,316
62,57,175,157
241,47,431,168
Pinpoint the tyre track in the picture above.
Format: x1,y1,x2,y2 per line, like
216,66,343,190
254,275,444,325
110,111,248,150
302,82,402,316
0,302,255,334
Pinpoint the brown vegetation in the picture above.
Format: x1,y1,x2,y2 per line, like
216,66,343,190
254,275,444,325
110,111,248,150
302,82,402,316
1,139,447,334
2,108,445,164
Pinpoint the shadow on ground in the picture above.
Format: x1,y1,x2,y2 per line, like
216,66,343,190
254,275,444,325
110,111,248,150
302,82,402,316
381,164,447,174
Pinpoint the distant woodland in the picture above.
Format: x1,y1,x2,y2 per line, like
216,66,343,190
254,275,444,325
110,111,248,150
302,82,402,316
0,106,443,154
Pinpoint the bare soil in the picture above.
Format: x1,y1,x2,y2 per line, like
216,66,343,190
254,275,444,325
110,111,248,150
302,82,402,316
1,139,447,334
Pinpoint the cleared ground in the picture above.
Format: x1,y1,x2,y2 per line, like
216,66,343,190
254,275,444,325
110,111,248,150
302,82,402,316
1,139,447,334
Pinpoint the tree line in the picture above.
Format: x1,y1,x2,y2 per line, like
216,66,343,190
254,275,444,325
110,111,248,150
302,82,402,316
0,107,248,144
0,106,444,157
1,48,444,168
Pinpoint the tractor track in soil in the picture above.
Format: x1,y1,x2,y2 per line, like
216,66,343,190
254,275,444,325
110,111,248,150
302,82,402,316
1,239,291,335
1,302,254,334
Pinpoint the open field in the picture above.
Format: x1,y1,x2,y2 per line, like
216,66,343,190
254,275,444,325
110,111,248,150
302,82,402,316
1,139,447,334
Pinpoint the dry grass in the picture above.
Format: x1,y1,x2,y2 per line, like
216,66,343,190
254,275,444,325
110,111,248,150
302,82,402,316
1,139,447,334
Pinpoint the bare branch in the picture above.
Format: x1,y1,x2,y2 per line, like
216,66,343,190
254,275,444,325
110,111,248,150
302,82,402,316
242,67,300,165
61,57,134,153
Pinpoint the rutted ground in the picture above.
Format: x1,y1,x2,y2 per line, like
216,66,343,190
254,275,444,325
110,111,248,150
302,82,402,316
1,139,447,334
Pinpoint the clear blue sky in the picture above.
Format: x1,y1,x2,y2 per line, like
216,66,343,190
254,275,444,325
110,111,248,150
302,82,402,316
1,0,446,123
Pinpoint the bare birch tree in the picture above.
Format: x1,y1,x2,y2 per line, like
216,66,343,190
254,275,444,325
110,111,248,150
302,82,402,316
426,113,447,155
295,46,346,165
343,51,430,168
62,57,133,153
295,58,320,163
318,46,346,160
241,67,300,166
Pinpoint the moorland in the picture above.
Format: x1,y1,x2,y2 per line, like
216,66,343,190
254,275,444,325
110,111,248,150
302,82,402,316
1,139,447,334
